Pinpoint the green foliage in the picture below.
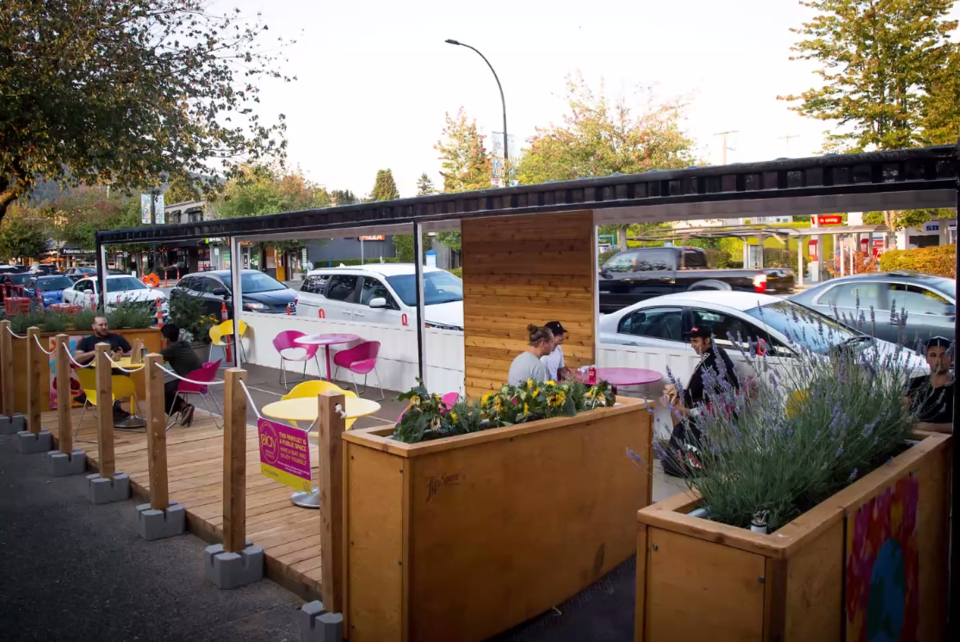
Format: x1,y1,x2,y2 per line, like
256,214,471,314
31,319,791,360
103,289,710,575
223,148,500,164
864,208,955,230
878,244,956,278
780,0,959,151
392,378,617,444
0,0,291,223
369,169,399,202
10,312,45,334
416,173,436,195
665,305,916,531
435,108,493,193
0,215,47,260
330,190,358,206
39,313,70,333
168,293,219,343
38,188,141,251
71,309,98,332
392,235,430,263
106,300,155,330
448,267,462,279
518,74,698,186
434,232,461,252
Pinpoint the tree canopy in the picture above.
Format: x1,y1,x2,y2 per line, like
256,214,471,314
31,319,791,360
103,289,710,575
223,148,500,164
416,173,437,195
40,188,141,251
435,109,493,193
0,206,48,260
369,169,399,202
0,0,292,224
330,190,358,206
214,165,329,218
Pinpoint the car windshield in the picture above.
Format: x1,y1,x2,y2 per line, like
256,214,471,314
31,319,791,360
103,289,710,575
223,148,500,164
5,274,33,285
745,300,863,354
386,271,463,307
38,276,73,290
220,272,286,294
923,276,957,301
106,276,148,293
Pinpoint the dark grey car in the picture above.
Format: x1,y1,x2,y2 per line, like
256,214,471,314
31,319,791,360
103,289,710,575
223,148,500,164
789,272,956,348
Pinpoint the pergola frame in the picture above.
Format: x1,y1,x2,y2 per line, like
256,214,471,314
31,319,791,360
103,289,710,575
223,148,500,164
95,143,960,626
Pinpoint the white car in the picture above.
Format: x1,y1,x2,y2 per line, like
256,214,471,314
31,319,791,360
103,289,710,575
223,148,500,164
63,275,168,312
296,264,463,330
599,291,927,376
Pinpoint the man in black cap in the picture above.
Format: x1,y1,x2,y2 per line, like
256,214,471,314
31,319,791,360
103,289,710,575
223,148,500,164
662,325,740,476
904,336,954,434
541,321,571,381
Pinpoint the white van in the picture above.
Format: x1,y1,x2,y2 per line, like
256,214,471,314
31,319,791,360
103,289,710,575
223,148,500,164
296,264,464,330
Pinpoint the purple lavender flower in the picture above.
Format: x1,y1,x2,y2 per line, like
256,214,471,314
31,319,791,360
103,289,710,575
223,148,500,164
626,447,645,466
848,468,858,482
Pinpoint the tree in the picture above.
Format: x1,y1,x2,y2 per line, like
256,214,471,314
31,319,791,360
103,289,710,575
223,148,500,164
779,0,959,152
0,0,292,225
519,75,698,248
330,190,358,206
0,211,48,261
779,0,959,231
369,169,399,202
435,109,493,193
416,173,437,195
41,188,141,251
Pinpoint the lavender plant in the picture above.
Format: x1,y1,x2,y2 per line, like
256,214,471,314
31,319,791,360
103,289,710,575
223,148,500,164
666,302,919,531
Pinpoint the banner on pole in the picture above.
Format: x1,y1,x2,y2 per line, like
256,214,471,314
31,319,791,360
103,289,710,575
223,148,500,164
257,418,312,492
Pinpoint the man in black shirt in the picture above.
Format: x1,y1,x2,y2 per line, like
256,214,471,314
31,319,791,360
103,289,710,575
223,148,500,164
905,336,954,434
160,323,203,426
74,316,132,421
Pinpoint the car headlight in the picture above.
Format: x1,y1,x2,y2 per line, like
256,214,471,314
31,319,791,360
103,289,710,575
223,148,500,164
244,302,268,310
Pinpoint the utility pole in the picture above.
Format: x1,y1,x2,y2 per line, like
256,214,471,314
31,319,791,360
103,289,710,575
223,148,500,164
778,134,800,156
149,190,157,275
714,130,738,165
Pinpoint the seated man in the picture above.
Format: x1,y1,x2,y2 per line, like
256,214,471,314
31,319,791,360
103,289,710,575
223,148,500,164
540,321,573,382
73,316,132,421
160,323,202,426
904,336,954,434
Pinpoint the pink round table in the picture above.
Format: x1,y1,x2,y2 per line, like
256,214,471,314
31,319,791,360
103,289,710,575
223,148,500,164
295,333,360,381
577,367,662,392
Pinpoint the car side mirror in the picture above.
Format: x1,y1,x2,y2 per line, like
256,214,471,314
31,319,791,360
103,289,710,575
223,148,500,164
213,288,229,297
369,297,387,309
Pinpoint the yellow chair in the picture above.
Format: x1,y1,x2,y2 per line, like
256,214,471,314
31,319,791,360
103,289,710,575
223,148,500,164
282,380,358,430
209,320,249,364
73,368,140,437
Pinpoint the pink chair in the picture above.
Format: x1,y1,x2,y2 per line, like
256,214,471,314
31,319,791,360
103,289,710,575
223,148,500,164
396,392,460,423
273,330,322,389
166,360,223,430
333,341,384,400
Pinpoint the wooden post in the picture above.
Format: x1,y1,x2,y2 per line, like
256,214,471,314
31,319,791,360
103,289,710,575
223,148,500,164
56,334,72,454
0,320,11,417
222,368,247,553
26,326,42,435
95,344,115,479
318,390,346,613
145,353,169,510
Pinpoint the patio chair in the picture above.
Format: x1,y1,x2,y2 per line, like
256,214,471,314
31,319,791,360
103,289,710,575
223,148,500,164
282,380,358,430
272,330,322,390
73,368,140,438
165,360,224,430
209,320,248,364
332,341,384,400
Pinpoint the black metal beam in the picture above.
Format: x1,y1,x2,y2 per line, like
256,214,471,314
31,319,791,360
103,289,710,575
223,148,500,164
99,145,958,246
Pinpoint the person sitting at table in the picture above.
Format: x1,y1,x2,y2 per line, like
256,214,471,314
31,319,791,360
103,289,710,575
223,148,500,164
540,321,573,382
904,336,954,434
160,323,203,427
73,315,133,421
508,324,553,386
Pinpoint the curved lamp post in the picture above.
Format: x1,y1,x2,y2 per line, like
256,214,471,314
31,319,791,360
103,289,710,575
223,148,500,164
444,39,508,179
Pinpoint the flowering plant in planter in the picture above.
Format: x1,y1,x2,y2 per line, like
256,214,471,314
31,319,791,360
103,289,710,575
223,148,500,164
392,378,617,444
662,302,922,532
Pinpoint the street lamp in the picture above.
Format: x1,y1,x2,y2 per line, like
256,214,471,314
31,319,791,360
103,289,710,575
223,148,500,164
444,39,509,182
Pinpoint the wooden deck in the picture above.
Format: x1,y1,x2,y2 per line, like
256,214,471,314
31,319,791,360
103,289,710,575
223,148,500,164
42,408,325,600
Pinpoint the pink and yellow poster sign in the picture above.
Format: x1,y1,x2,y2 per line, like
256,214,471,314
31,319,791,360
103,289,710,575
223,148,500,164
257,418,312,492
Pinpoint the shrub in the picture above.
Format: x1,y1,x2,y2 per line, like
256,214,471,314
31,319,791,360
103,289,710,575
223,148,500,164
449,267,462,279
39,313,70,333
168,293,219,343
106,300,155,330
10,311,45,334
71,309,98,332
878,244,955,278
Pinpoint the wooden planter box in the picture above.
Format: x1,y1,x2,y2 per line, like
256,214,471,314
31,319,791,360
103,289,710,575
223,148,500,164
13,327,162,414
634,432,952,642
343,398,653,642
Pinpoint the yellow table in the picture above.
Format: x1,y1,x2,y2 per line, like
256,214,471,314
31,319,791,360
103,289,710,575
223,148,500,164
113,357,145,371
261,396,381,509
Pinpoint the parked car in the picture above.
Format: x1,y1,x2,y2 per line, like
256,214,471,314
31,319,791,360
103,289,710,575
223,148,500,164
790,272,956,348
296,264,464,330
0,265,28,275
169,269,297,317
598,246,795,313
62,275,168,312
599,291,926,374
63,266,126,281
29,264,60,276
27,275,75,308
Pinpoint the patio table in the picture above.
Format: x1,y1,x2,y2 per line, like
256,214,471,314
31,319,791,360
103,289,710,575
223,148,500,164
294,333,359,381
576,367,662,394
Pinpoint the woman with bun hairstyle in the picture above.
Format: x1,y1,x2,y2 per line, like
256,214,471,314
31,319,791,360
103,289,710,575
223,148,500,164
507,324,554,386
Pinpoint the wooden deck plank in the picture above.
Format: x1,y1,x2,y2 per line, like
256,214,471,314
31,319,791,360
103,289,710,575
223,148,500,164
45,408,325,600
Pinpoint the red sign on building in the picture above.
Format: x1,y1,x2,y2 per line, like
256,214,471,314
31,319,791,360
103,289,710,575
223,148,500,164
814,215,843,226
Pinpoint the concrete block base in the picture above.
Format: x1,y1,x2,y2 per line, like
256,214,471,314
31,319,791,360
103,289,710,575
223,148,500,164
0,414,25,435
47,449,87,477
204,543,264,589
301,601,344,642
85,472,131,504
135,502,186,541
16,430,53,454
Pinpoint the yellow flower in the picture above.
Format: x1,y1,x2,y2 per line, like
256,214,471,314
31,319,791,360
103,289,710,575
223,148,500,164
432,393,441,404
548,391,567,408
408,395,421,408
526,378,534,390
532,389,539,398
450,412,458,423
493,396,504,412
546,380,556,386
481,393,492,408
523,403,530,415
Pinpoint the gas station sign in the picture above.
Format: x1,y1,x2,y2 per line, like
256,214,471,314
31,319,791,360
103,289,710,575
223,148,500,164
813,215,843,226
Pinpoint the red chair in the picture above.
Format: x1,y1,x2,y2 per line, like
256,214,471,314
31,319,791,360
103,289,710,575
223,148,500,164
166,360,223,430
333,341,384,400
272,330,322,389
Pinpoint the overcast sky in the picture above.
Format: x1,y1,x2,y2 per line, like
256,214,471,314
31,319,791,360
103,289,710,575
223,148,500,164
226,0,959,198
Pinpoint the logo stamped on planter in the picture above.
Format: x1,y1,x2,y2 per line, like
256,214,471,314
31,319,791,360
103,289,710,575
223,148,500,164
426,471,465,502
